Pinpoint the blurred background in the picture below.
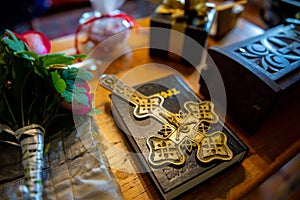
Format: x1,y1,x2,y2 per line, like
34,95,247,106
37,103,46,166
1,0,299,39
0,0,155,38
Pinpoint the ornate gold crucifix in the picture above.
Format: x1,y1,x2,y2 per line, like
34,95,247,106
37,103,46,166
100,74,233,167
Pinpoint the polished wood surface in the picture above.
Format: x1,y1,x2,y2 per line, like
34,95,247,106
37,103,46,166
51,18,300,200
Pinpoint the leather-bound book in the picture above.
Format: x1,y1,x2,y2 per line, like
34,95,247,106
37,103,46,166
100,74,248,199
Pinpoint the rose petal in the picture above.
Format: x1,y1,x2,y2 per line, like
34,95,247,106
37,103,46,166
21,31,51,54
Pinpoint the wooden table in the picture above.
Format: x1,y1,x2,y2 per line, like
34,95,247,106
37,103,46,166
51,18,300,200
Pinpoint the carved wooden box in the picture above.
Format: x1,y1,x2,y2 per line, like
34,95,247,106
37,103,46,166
200,21,300,133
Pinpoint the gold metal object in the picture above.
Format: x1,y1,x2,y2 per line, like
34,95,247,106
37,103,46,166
100,74,233,167
151,0,209,26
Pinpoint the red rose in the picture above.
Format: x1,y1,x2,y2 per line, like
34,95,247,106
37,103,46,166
14,31,51,54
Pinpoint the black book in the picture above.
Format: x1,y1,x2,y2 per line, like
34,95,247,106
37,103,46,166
100,74,248,200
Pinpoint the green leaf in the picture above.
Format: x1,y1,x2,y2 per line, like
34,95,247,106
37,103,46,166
76,68,93,81
2,30,27,52
15,51,38,61
2,38,23,52
32,59,49,78
51,71,66,94
6,30,19,42
61,89,72,103
33,64,49,78
63,90,89,106
40,53,76,66
61,67,93,83
61,87,89,107
61,67,78,80
74,86,87,93
73,54,86,59
72,86,89,106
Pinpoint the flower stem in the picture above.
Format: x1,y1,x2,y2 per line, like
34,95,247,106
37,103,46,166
2,93,17,126
27,96,39,125
20,71,32,127
42,96,59,127
44,113,69,130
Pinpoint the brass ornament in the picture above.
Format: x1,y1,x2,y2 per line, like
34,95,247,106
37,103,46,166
153,0,209,26
100,74,233,167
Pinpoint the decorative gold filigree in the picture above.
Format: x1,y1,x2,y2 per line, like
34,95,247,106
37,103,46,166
100,74,233,167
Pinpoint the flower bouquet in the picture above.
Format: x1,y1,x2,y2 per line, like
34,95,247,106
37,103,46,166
0,30,94,199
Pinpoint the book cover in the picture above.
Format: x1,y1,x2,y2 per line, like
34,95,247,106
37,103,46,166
100,74,248,199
